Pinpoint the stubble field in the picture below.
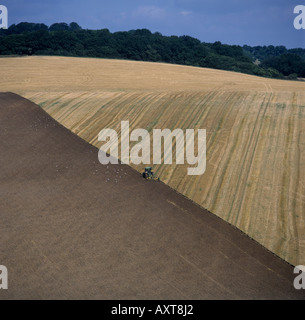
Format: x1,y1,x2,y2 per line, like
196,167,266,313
1,56,305,266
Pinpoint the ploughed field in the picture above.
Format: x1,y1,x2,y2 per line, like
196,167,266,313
1,56,305,266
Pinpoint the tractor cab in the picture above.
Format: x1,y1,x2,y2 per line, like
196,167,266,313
142,167,160,181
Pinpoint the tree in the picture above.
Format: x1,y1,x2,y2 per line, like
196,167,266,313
262,53,305,77
49,23,69,32
69,22,82,31
0,21,304,80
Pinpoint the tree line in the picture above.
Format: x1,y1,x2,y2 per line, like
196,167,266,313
1,22,305,80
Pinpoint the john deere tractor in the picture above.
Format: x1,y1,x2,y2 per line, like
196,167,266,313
142,167,160,181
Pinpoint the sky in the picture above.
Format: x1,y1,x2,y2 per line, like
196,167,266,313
1,0,304,48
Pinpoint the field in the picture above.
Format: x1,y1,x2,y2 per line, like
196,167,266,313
1,92,304,299
1,56,305,266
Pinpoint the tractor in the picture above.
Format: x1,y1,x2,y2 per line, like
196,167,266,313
142,167,160,181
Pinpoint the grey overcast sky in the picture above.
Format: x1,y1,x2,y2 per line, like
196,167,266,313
1,0,304,48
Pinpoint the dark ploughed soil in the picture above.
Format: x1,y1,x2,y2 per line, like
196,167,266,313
0,92,304,300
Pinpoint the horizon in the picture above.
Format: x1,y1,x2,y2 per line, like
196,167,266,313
1,0,304,49
4,20,305,51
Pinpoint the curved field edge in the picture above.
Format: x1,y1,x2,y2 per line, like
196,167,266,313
1,56,305,266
